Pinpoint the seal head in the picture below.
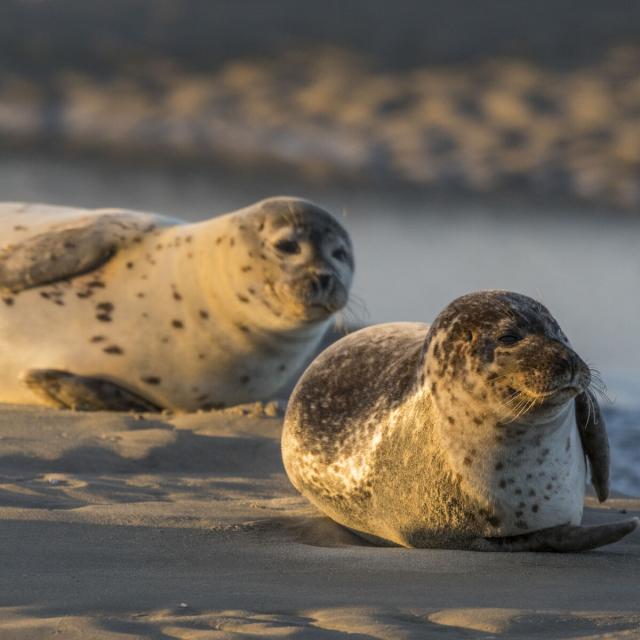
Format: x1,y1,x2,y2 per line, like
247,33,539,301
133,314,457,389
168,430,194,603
226,197,353,328
423,290,591,427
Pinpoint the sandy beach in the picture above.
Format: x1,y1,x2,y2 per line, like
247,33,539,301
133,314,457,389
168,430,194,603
0,403,637,638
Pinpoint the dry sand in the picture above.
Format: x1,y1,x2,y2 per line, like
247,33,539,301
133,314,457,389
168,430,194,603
0,403,638,639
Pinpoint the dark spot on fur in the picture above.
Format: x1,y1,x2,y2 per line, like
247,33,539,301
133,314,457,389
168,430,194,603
528,489,536,497
546,483,553,490
215,237,223,245
172,319,184,329
198,353,205,360
40,292,50,299
199,310,209,319
515,520,528,529
2,296,14,306
499,479,507,489
495,461,504,471
241,265,252,272
532,504,539,513
141,376,161,385
88,281,105,288
463,456,472,466
137,292,145,298
240,375,250,384
473,416,483,425
237,294,249,303
236,323,251,334
76,291,92,298
96,313,112,322
96,302,114,313
515,510,524,517
279,364,286,372
103,345,124,355
487,515,501,527
126,262,134,269
90,335,106,343
515,488,522,495
173,291,182,301
565,437,571,451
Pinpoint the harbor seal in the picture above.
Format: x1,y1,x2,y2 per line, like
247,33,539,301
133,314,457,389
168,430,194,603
0,197,353,412
283,290,639,551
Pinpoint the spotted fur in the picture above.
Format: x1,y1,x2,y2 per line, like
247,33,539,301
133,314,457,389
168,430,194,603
283,291,611,550
0,197,353,411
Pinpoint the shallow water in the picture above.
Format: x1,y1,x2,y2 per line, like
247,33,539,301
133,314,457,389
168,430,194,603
1,155,639,494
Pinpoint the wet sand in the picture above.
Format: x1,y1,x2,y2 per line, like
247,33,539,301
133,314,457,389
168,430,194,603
0,403,638,638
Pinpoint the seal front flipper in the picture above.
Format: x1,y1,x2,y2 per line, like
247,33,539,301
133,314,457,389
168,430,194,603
472,518,639,552
20,369,161,412
0,213,149,292
575,390,610,502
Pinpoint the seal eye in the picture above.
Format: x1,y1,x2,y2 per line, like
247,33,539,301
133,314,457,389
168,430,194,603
274,239,300,255
332,248,349,262
498,333,522,346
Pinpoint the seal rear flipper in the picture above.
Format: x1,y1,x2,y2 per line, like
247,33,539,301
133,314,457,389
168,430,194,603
0,213,146,292
20,369,161,412
472,518,639,552
575,390,610,502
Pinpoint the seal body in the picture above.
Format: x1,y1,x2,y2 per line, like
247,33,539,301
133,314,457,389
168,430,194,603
0,197,353,411
283,291,633,551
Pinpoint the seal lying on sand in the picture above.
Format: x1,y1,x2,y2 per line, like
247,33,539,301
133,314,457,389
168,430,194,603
0,197,353,412
283,291,639,551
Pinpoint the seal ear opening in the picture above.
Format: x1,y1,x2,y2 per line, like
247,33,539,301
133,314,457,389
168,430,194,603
575,390,610,502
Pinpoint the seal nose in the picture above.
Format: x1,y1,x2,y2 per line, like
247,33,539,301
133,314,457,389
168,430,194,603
318,273,332,291
309,272,334,296
561,356,575,377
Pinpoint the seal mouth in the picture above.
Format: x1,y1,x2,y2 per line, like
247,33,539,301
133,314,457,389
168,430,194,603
274,273,348,320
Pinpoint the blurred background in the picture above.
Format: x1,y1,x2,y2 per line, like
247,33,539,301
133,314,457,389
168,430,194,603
1,0,639,492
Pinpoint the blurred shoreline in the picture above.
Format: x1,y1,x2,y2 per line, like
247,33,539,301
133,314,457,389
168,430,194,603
3,1,640,209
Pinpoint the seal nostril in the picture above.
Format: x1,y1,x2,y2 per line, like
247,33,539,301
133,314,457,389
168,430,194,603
318,274,332,291
558,356,574,378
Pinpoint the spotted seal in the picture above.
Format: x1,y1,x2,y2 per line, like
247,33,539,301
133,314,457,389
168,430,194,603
282,290,638,551
0,197,353,412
